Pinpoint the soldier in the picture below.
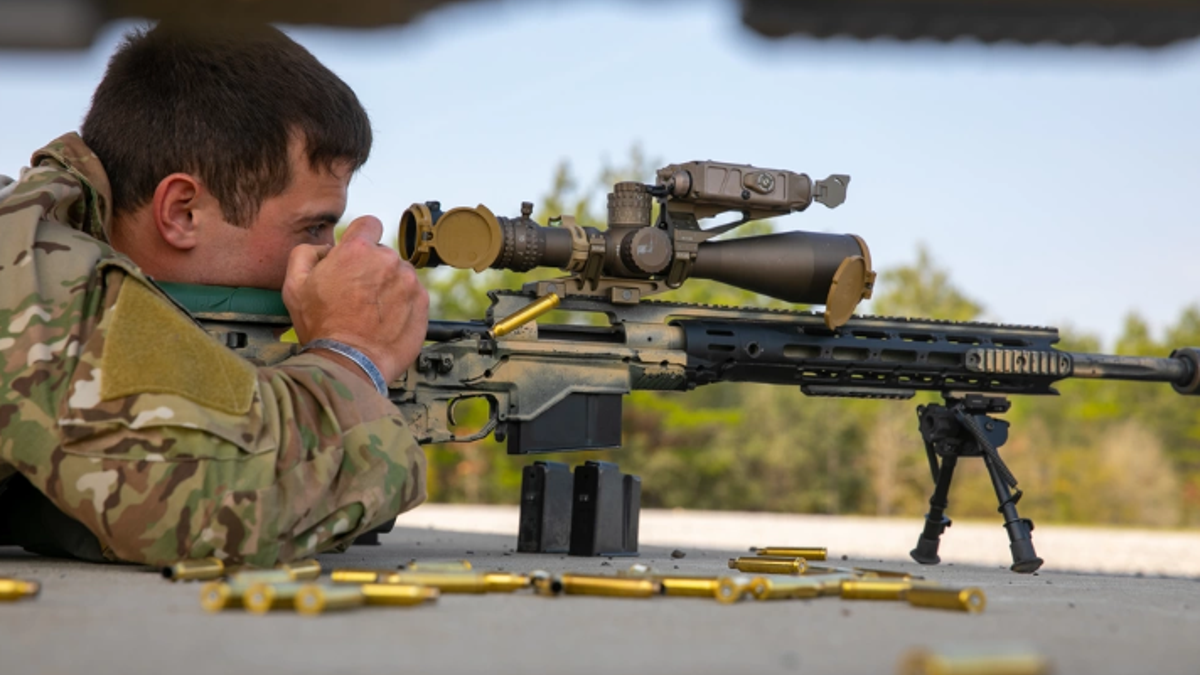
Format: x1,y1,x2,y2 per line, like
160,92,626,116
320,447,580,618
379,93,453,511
0,23,429,566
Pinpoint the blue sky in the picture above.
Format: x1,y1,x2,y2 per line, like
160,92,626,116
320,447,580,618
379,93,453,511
1,0,1198,349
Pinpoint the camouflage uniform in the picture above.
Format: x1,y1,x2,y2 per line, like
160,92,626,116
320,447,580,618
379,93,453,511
0,133,426,566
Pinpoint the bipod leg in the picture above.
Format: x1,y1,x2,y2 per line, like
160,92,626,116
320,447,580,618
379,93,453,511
983,454,1043,573
911,455,956,565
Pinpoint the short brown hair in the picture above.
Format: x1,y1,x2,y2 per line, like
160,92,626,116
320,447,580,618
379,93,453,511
82,23,372,227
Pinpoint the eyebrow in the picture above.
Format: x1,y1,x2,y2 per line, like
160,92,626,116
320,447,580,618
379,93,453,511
296,212,342,226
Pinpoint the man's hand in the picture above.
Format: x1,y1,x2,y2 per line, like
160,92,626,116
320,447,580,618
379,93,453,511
282,216,429,384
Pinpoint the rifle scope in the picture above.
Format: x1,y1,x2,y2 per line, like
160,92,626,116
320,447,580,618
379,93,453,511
399,161,875,324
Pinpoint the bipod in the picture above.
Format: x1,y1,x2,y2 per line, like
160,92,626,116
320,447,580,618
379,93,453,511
909,394,1043,574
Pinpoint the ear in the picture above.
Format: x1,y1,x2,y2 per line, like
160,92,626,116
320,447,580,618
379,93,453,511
150,173,203,251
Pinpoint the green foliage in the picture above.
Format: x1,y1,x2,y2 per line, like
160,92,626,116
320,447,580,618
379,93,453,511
412,147,1200,528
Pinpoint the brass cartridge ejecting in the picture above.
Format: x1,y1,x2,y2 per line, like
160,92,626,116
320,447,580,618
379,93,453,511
244,582,305,614
898,648,1050,675
840,579,916,601
405,560,473,572
0,579,41,601
200,582,244,612
491,293,561,337
560,574,662,598
749,576,825,601
728,556,806,575
907,586,987,614
362,584,440,606
295,585,366,615
753,547,828,561
163,557,225,582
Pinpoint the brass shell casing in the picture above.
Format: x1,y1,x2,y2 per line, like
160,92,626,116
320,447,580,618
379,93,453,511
727,556,806,575
559,575,662,598
657,577,723,599
898,648,1050,675
840,579,914,601
361,584,440,606
907,586,987,614
229,570,295,586
481,573,532,593
714,577,752,604
531,571,563,596
749,576,825,600
382,572,489,594
331,569,395,584
200,582,243,612
0,579,41,601
282,560,322,581
244,582,304,614
405,560,473,572
295,585,366,615
753,547,828,561
492,294,561,338
163,557,225,582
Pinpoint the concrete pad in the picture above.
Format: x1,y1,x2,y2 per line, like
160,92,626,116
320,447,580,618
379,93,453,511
1,507,1198,675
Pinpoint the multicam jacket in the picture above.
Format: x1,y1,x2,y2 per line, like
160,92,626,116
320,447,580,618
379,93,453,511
0,133,425,566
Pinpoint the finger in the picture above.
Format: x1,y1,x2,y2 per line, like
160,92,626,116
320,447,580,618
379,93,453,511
339,215,384,246
286,243,332,285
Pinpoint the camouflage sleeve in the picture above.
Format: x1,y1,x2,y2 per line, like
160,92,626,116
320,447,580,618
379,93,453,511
1,166,425,566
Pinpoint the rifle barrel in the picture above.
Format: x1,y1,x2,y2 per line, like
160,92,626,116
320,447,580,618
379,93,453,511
1068,352,1193,384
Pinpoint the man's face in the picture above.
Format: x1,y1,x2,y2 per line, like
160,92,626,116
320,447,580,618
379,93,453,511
194,139,352,290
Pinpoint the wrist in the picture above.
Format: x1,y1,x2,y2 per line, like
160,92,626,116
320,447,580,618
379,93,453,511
300,338,389,396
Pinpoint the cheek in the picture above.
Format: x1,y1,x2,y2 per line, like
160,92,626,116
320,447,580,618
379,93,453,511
246,230,299,285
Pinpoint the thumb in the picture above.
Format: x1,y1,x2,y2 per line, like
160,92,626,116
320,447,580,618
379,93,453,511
339,216,384,246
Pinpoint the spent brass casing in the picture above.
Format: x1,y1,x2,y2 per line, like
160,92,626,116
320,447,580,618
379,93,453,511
200,582,243,612
531,571,563,596
244,582,305,614
560,574,662,598
229,569,295,586
295,585,366,615
362,583,440,606
840,579,915,600
163,557,225,582
898,648,1050,675
492,293,561,337
281,559,322,581
728,556,806,575
907,586,987,613
382,572,526,594
753,547,828,561
749,576,825,600
0,579,41,601
657,577,724,599
331,569,395,584
481,573,532,592
405,560,473,572
714,576,753,604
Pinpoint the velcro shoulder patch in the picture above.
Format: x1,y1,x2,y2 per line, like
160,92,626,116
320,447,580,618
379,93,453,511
100,279,256,415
